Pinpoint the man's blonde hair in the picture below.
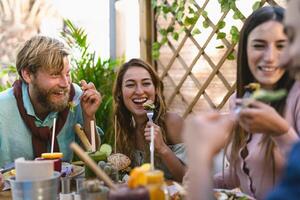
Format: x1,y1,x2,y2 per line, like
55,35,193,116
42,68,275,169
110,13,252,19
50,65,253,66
16,35,70,80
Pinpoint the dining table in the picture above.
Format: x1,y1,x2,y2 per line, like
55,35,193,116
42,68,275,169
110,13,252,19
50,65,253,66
0,190,12,200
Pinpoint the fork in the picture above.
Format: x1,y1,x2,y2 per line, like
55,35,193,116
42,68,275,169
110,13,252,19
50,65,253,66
146,110,155,170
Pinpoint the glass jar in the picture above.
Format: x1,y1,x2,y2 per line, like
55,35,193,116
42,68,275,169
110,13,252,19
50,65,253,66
145,170,169,200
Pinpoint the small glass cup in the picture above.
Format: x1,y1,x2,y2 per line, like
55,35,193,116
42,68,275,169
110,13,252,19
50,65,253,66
145,170,168,200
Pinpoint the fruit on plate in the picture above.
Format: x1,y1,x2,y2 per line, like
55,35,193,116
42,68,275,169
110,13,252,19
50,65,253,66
85,151,107,178
89,151,107,162
41,152,63,159
99,144,113,157
127,163,152,189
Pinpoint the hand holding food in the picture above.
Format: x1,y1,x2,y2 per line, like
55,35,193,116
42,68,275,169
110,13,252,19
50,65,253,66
239,100,290,136
243,83,286,103
80,80,102,118
144,122,168,154
235,83,287,115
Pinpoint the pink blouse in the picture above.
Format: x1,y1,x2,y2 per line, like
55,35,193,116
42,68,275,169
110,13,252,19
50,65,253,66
214,81,300,200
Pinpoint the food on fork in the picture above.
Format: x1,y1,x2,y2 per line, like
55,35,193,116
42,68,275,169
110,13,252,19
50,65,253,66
244,83,287,103
252,89,287,102
143,100,155,111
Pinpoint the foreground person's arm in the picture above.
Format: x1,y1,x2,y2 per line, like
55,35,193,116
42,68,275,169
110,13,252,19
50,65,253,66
183,112,235,200
266,141,300,200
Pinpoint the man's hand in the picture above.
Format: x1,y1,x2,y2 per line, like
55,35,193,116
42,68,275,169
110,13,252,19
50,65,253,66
80,80,102,119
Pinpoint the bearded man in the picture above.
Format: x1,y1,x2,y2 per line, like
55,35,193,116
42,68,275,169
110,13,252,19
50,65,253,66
0,35,102,168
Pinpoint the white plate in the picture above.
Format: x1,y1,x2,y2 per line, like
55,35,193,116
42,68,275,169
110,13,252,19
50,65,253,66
61,162,84,178
214,188,255,200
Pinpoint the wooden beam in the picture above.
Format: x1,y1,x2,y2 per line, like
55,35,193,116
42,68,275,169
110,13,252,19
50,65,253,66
139,0,154,66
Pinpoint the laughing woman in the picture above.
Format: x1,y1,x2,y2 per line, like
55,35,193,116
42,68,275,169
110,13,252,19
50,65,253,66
112,58,186,182
213,6,300,200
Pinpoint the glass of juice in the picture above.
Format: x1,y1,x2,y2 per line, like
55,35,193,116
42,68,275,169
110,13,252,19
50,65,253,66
145,170,168,200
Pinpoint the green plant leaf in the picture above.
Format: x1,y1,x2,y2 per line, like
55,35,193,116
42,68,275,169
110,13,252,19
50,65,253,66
215,45,225,49
172,32,179,41
159,28,167,36
230,26,239,35
192,28,201,36
233,12,239,20
202,20,209,28
171,1,178,12
201,11,208,18
160,36,168,45
217,32,226,39
167,26,174,33
221,3,230,12
176,11,184,20
229,1,236,10
151,0,157,8
184,16,198,26
179,26,186,34
162,5,171,14
227,53,235,60
152,49,160,60
231,33,239,44
252,1,261,11
152,42,161,50
188,6,195,14
217,21,226,29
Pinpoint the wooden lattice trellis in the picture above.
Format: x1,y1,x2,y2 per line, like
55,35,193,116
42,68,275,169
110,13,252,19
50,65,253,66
142,0,285,118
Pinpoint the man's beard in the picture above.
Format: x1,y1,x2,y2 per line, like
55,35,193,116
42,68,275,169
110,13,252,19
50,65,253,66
32,82,70,112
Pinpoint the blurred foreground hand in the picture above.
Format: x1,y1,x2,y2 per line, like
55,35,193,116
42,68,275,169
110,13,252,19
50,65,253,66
183,112,235,157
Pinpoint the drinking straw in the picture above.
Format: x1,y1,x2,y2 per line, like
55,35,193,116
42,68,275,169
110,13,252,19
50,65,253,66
114,115,117,154
51,118,57,153
90,120,96,152
150,125,154,171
